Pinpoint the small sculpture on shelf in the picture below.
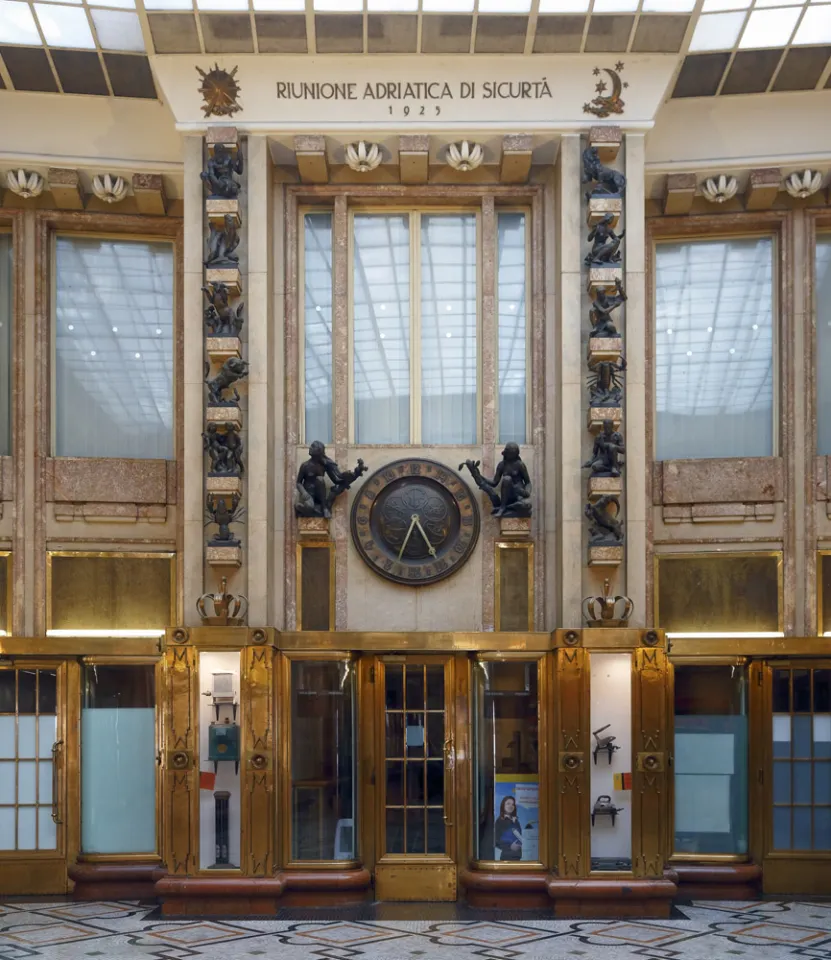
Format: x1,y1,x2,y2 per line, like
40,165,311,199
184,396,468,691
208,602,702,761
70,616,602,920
583,579,633,629
588,357,626,408
196,577,248,626
205,214,241,268
204,282,244,338
583,419,625,477
206,357,249,406
582,145,626,199
592,724,620,765
590,280,626,338
203,423,244,476
201,143,243,199
295,441,368,519
592,795,624,827
585,494,624,545
459,443,532,518
585,214,625,267
206,493,245,546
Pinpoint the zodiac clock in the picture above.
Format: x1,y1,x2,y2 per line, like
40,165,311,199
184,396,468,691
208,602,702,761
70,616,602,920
350,458,480,586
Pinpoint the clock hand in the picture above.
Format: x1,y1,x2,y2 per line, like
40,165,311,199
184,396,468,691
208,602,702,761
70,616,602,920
413,516,437,557
398,514,418,562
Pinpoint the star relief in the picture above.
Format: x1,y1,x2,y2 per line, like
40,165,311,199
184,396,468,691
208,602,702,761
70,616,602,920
595,81,607,94
623,81,629,89
614,60,624,72
593,66,601,76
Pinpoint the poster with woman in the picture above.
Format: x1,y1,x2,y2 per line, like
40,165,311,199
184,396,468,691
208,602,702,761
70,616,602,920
494,775,539,861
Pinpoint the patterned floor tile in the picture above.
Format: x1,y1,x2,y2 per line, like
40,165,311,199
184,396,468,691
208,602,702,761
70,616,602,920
721,922,831,945
0,922,99,947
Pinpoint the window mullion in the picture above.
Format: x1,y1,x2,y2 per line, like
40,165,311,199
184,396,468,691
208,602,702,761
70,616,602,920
412,212,421,445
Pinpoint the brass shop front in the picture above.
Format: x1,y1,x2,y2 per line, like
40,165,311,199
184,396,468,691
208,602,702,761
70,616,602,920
3,629,829,914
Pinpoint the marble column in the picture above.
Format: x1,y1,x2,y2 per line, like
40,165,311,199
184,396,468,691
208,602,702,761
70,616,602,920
624,133,647,625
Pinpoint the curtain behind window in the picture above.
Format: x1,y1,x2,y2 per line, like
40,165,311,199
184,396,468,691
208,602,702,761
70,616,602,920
655,237,774,461
54,237,174,459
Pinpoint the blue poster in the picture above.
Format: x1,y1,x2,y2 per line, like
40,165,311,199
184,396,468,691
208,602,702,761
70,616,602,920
494,775,539,862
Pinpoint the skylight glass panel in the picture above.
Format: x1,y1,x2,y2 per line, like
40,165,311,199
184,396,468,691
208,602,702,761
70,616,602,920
35,3,96,48
537,0,589,9
643,0,695,10
739,6,800,47
755,0,802,6
478,0,532,11
89,0,136,8
0,0,42,43
593,0,638,10
91,8,144,49
195,0,248,9
253,0,305,8
701,0,749,10
689,10,746,50
423,0,474,10
313,0,363,9
367,0,418,7
144,0,192,8
794,4,831,42
37,0,82,5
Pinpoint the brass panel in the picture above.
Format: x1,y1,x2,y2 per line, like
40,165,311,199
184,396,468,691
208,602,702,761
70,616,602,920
554,628,665,649
297,542,335,631
0,860,69,896
0,552,9,635
495,543,533,632
242,645,274,876
655,552,782,633
763,857,831,895
48,552,175,631
0,637,163,656
632,648,668,878
669,636,830,656
163,646,197,875
164,626,274,649
277,631,551,651
556,647,589,878
375,862,457,901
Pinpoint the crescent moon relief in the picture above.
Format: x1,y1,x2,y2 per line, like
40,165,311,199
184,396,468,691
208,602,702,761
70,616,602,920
583,61,628,119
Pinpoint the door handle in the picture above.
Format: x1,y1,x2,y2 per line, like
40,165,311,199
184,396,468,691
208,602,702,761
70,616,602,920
443,735,454,827
51,740,63,825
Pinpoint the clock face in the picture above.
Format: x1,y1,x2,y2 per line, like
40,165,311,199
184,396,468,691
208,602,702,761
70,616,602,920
351,458,480,586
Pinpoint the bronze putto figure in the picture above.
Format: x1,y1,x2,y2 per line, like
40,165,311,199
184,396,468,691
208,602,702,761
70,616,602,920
583,419,625,478
460,443,532,518
590,280,626,338
205,214,240,268
295,441,368,519
585,214,625,266
203,423,244,476
203,282,244,338
201,143,243,199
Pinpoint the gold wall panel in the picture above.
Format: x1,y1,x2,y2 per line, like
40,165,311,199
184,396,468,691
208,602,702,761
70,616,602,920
0,552,9,634
656,553,781,633
495,543,533,632
632,647,668,878
242,645,274,876
556,647,588,878
375,863,457,901
297,543,334,631
49,553,175,630
163,646,197,875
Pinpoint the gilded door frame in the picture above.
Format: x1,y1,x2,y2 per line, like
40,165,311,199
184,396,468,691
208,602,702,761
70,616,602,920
371,653,458,901
0,659,74,895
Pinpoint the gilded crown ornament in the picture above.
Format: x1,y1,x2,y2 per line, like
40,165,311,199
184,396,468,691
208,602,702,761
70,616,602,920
197,577,248,626
582,579,633,628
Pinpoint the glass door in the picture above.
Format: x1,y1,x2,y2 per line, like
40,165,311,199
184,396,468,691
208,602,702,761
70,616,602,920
0,662,69,894
374,655,456,900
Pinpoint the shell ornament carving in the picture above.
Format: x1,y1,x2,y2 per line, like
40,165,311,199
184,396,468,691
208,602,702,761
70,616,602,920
92,174,128,204
197,63,242,118
784,169,822,199
701,175,738,204
6,169,44,199
446,141,484,172
345,141,382,173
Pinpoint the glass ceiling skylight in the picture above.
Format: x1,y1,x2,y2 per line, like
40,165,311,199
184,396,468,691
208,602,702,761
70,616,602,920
0,0,145,49
690,0,831,52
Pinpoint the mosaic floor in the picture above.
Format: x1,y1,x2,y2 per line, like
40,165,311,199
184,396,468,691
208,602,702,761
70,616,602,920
1,899,831,960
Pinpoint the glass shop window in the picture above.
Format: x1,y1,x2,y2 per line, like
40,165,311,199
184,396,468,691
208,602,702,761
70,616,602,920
290,660,356,862
817,236,831,455
81,665,156,854
673,664,748,856
498,212,527,444
199,651,241,870
473,660,540,863
303,213,333,446
772,667,831,851
53,236,174,459
657,553,781,635
654,236,774,460
0,232,11,456
0,668,59,851
590,652,632,872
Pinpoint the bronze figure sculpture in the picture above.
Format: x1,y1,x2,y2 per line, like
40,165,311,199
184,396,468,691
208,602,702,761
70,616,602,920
585,494,624,544
201,143,243,199
585,214,625,266
205,214,240,268
203,282,244,338
206,493,245,546
203,423,244,476
582,145,626,199
206,357,249,406
590,280,626,338
460,443,532,518
295,441,368,519
583,419,625,477
588,357,626,408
